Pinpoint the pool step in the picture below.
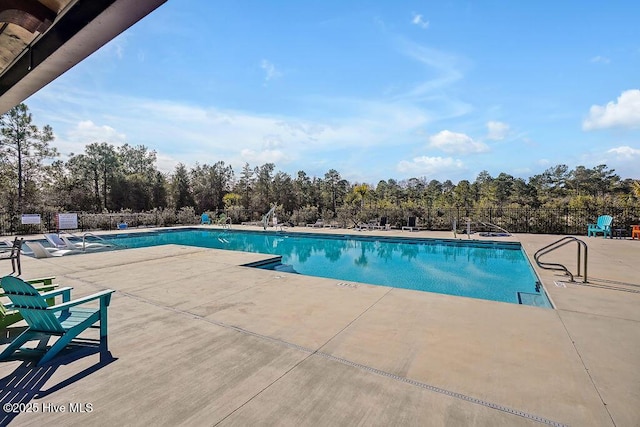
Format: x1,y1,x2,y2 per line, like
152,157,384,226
273,264,298,274
244,257,298,274
517,292,552,308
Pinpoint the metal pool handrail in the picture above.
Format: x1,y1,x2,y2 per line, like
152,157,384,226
478,221,511,235
534,236,588,283
458,219,512,238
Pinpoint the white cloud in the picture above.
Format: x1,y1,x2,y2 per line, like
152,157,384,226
512,167,531,175
590,56,610,64
583,89,640,130
101,32,128,60
155,152,179,173
397,156,463,176
486,121,509,140
57,120,127,156
70,120,126,142
239,148,292,165
262,134,284,149
30,84,437,175
411,13,429,29
395,39,464,100
598,146,640,179
607,145,640,159
260,59,282,82
428,130,489,154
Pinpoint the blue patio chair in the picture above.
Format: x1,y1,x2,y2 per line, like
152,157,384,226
0,276,115,366
587,215,613,238
201,213,212,225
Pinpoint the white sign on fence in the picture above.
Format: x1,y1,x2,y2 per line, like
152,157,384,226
21,214,41,225
57,213,78,230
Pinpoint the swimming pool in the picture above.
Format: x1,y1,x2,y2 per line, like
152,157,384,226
104,229,550,307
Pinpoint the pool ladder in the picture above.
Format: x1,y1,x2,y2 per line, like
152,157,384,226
534,236,588,283
452,219,511,238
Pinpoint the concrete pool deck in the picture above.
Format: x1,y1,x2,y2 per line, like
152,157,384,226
1,226,638,426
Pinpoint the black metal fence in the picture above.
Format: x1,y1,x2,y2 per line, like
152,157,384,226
1,206,639,236
411,206,640,235
0,210,199,236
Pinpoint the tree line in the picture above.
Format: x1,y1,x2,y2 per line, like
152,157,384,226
1,104,639,223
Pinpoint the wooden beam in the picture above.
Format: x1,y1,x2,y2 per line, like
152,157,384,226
0,0,56,33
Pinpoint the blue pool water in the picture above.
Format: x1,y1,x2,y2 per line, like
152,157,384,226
105,229,551,307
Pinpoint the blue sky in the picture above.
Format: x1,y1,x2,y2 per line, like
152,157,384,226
27,0,640,184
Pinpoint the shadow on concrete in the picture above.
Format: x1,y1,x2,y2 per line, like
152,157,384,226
582,277,640,293
0,334,116,425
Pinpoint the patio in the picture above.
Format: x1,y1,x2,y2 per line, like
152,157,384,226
1,228,638,426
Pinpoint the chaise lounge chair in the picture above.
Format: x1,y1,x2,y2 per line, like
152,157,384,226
371,217,390,230
44,233,107,251
587,215,613,238
323,221,341,229
402,216,418,231
350,219,370,231
306,219,324,228
24,241,77,258
44,233,69,249
0,276,115,366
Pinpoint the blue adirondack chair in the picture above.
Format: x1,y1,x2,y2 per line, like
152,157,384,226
201,213,212,225
587,215,613,238
0,276,115,366
1,277,58,330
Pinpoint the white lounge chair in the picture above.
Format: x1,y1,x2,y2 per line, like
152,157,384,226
24,241,77,258
351,219,370,231
371,217,390,230
402,217,419,231
44,233,107,251
44,233,67,249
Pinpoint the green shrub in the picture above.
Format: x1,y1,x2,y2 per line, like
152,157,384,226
177,206,197,224
158,209,177,226
291,205,319,225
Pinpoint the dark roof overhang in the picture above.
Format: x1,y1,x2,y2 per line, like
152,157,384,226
0,0,167,115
